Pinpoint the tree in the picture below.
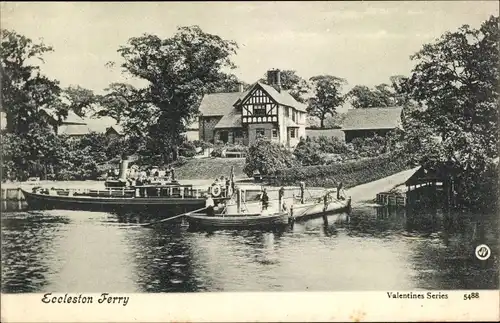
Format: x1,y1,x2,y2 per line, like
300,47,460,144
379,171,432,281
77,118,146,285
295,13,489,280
260,69,310,103
243,138,298,177
346,75,412,109
402,15,499,208
293,138,325,166
99,26,238,163
63,85,100,117
1,29,62,134
207,73,249,93
2,123,69,180
347,84,391,109
307,75,347,128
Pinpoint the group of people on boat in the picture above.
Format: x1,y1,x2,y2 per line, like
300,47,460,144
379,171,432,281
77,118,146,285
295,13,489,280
107,165,176,187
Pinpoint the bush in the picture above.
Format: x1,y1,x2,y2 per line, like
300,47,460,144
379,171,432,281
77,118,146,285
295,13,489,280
191,140,213,150
179,141,197,157
350,135,388,158
271,154,408,188
243,139,298,177
293,136,351,166
293,138,325,166
172,156,189,167
211,145,224,157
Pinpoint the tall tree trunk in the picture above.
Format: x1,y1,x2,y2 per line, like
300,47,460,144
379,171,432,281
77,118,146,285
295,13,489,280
320,111,326,128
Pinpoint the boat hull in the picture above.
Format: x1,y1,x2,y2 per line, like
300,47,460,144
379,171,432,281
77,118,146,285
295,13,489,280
22,189,212,213
185,212,289,230
289,197,351,221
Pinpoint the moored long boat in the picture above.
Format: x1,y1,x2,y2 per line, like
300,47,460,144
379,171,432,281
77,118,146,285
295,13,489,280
185,211,289,230
21,185,227,213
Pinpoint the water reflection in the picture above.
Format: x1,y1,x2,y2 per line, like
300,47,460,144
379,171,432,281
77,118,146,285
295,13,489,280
1,205,498,292
1,211,69,292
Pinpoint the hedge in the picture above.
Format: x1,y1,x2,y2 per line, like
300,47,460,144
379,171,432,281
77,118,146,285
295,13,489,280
271,154,409,188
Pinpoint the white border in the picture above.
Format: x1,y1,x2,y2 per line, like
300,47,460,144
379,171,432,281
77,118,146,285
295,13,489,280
2,291,499,322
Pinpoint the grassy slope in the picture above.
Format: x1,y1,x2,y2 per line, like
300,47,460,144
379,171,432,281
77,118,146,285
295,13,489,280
174,157,248,179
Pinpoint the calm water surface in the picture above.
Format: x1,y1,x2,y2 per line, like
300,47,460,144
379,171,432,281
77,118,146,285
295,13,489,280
1,202,498,292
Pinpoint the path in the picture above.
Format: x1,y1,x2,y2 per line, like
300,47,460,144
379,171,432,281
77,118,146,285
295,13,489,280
346,167,420,205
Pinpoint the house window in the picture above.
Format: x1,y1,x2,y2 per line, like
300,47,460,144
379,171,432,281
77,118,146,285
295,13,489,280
234,129,243,138
285,107,290,117
292,110,296,122
256,128,265,138
272,128,278,138
253,105,266,116
290,128,296,138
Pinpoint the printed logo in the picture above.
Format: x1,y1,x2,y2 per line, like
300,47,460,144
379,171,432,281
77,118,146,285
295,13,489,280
475,244,491,261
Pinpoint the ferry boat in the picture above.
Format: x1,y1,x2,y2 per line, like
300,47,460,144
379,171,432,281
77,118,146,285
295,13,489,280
183,186,351,230
22,159,231,213
185,189,289,230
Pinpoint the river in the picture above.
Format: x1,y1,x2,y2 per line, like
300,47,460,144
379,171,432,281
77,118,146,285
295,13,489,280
1,202,498,292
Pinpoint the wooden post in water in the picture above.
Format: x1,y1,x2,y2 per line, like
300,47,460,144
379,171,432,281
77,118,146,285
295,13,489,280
289,204,295,226
237,188,242,213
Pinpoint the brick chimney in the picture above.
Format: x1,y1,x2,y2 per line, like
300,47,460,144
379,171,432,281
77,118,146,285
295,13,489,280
267,69,282,92
238,83,244,92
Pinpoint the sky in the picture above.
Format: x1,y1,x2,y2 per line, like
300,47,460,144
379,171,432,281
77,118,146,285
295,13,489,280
2,1,498,97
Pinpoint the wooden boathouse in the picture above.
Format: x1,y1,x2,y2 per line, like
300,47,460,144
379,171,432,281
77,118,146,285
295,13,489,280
404,164,457,208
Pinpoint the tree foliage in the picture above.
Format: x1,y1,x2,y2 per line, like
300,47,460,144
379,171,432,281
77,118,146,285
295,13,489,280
243,139,298,177
63,85,100,117
99,26,239,163
293,138,325,166
1,29,63,134
307,75,347,128
259,69,310,103
401,16,499,208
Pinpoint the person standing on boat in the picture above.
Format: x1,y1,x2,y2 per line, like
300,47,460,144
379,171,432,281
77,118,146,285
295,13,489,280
260,188,269,211
279,186,285,211
337,182,346,200
225,177,231,197
205,194,215,217
170,166,176,182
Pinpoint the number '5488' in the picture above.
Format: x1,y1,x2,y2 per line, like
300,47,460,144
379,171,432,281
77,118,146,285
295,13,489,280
463,292,480,300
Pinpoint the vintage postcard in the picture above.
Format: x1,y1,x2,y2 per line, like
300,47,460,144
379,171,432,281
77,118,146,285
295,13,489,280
1,1,499,322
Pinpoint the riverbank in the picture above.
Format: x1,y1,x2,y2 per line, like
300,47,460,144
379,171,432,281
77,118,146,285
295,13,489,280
1,167,419,202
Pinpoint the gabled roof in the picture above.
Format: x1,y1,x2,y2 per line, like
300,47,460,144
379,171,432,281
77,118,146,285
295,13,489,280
214,109,242,129
85,116,119,134
57,124,91,136
405,164,451,186
199,91,248,116
254,82,307,112
199,82,307,118
342,107,403,131
105,125,124,135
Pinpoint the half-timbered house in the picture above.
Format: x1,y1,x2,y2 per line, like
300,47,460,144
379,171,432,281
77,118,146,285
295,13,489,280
198,70,307,148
